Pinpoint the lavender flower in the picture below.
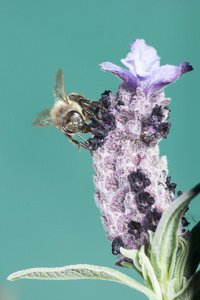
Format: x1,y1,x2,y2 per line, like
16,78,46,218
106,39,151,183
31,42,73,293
92,39,193,261
8,39,200,300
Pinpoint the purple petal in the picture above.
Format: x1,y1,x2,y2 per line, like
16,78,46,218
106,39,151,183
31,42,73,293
146,62,193,94
121,39,160,78
100,40,193,95
100,62,138,90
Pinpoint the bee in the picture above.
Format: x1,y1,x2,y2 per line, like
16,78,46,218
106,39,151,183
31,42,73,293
33,69,101,151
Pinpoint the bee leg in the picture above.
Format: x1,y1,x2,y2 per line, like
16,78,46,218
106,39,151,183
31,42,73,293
79,99,102,109
65,133,89,151
83,126,93,133
74,133,89,145
82,108,95,117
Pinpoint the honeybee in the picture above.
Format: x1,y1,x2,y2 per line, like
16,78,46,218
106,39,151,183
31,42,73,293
33,69,101,151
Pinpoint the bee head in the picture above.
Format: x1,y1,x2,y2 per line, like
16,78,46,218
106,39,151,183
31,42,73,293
62,110,85,134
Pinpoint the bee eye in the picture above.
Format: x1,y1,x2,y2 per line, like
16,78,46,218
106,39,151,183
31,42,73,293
64,111,84,133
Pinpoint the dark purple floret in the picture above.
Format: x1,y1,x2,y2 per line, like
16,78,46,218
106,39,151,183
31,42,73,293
88,129,106,151
117,99,125,106
164,105,171,112
166,176,177,194
87,91,116,152
177,191,183,197
128,169,151,193
89,115,102,130
112,237,124,255
88,137,103,151
137,192,155,210
101,90,112,110
164,105,171,120
148,105,164,125
146,208,162,232
154,122,171,139
181,216,190,227
102,112,116,131
128,221,143,239
184,206,189,214
93,128,107,140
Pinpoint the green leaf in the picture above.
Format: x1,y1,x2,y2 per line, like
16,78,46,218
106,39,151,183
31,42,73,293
167,278,176,299
120,261,143,278
147,231,155,256
119,248,143,278
120,248,142,273
173,238,188,292
150,184,200,282
172,270,200,300
139,247,162,298
7,264,156,299
120,246,162,298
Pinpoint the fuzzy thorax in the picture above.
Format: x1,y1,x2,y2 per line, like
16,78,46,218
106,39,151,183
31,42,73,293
51,100,84,132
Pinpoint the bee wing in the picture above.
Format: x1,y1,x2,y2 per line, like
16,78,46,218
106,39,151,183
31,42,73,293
53,69,68,103
33,107,54,127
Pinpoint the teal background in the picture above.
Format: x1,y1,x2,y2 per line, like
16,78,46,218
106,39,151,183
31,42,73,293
0,0,200,299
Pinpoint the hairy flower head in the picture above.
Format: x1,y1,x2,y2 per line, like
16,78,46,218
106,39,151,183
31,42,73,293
91,39,192,262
